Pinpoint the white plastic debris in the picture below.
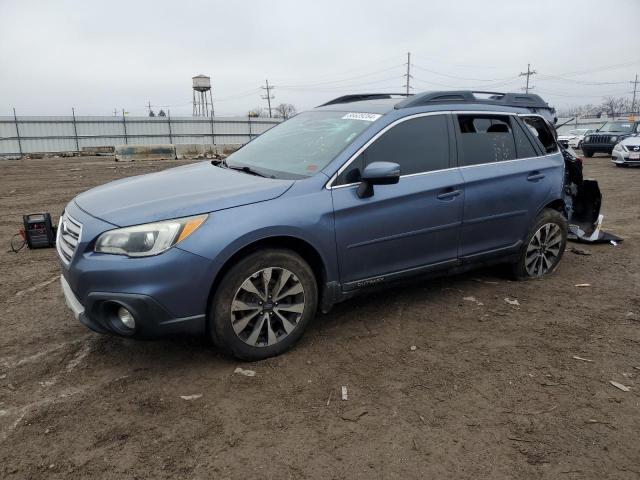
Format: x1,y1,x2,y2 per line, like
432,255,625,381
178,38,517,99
180,394,202,401
572,356,594,363
574,283,591,287
341,386,348,401
463,296,484,306
234,367,256,377
504,298,520,306
610,381,630,392
410,345,417,351
610,240,618,246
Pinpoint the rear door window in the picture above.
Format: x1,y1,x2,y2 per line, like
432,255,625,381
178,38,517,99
336,114,450,185
521,116,558,154
454,114,517,166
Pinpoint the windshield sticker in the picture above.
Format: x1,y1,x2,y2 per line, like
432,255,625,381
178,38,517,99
342,112,381,122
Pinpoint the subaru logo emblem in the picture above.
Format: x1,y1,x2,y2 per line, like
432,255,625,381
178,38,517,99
634,146,640,152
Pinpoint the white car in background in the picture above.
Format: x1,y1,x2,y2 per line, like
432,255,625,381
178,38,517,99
558,128,594,149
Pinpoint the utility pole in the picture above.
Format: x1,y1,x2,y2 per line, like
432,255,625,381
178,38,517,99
631,74,639,114
519,63,537,94
261,79,275,118
403,52,412,95
113,108,118,116
146,101,153,115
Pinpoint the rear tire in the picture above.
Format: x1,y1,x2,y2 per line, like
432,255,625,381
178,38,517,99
582,149,594,158
512,209,567,280
209,249,318,361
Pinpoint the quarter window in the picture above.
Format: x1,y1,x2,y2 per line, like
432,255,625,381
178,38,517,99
512,121,538,158
336,115,450,185
521,116,558,154
455,114,516,166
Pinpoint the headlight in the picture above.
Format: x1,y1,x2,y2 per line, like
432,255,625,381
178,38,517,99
613,143,623,151
95,214,207,257
584,136,591,142
610,136,618,142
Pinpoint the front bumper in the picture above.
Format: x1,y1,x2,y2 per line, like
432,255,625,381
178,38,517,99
58,200,211,338
61,274,84,320
611,153,640,166
61,275,206,337
581,143,614,153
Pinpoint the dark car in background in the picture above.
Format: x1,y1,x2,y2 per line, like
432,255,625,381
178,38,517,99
581,121,640,157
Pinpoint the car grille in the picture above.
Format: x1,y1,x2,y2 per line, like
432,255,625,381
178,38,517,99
56,212,82,265
588,135,611,144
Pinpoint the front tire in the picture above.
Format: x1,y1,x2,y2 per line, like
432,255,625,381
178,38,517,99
582,149,594,158
512,209,567,280
209,249,318,360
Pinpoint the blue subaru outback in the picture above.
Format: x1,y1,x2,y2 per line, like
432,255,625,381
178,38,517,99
58,91,568,360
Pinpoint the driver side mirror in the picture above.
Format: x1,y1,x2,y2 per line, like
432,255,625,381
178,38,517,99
357,161,400,198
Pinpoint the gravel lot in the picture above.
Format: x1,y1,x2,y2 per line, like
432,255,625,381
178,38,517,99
0,153,639,479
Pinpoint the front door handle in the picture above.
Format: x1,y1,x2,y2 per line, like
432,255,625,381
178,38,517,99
437,188,462,200
527,172,545,182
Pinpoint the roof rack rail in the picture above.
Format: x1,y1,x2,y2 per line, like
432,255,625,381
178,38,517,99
319,93,411,107
394,91,553,111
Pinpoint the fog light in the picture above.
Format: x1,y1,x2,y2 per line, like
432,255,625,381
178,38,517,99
117,306,135,329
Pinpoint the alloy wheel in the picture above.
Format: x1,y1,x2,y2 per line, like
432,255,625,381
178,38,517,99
525,223,563,277
230,267,306,347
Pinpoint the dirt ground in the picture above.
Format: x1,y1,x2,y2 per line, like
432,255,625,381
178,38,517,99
0,152,638,479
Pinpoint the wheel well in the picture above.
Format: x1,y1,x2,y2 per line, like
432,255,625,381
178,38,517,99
544,199,566,215
206,236,327,317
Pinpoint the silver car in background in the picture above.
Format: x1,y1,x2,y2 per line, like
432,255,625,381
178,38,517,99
612,135,640,167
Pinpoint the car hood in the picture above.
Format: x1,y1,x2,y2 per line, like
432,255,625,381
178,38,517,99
74,161,294,226
558,134,577,140
619,135,640,146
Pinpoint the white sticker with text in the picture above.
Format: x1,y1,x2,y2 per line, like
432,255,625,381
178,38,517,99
342,112,382,122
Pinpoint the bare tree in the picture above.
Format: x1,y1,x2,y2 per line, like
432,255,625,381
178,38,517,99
274,103,297,119
601,97,627,118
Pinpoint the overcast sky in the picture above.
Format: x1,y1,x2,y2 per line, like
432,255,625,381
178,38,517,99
1,0,639,117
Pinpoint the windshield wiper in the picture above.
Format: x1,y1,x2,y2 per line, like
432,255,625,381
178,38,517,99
227,164,269,178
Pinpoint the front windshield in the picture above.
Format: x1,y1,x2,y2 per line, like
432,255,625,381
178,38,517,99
599,122,634,133
226,111,378,179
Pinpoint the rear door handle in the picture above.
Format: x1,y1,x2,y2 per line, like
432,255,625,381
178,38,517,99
527,172,545,182
437,188,462,200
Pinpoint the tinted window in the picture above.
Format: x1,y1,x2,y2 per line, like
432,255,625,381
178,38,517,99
521,116,558,154
336,115,449,185
513,121,538,158
456,114,516,166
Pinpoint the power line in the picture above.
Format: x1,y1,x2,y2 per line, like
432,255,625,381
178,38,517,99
277,64,404,88
261,79,275,118
520,63,537,94
412,63,517,83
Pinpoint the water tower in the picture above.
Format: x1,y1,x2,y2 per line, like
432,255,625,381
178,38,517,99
192,74,214,117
